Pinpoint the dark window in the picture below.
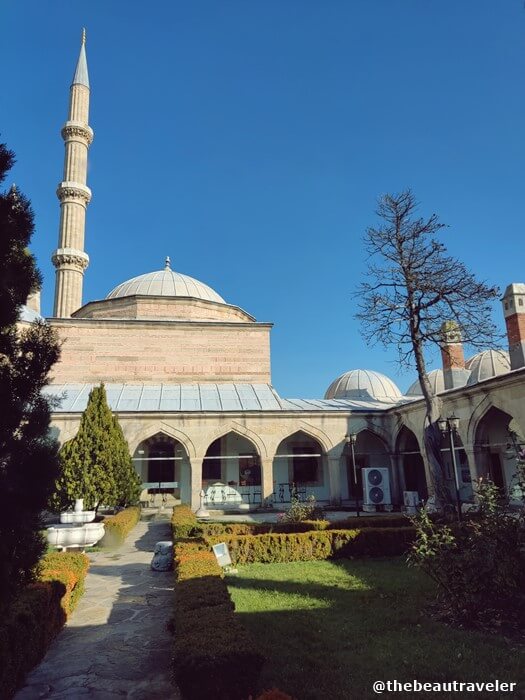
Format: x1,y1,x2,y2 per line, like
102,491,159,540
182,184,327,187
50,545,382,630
239,454,261,485
203,438,222,481
292,446,319,483
148,446,174,490
203,461,221,481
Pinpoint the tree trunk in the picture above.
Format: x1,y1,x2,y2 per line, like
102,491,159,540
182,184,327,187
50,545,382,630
411,326,447,508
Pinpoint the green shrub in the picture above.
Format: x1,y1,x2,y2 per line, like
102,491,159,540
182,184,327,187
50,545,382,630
326,515,410,530
206,532,333,564
0,552,89,700
205,527,416,565
196,520,330,538
331,527,416,557
278,494,324,523
100,505,141,547
173,604,264,700
38,551,90,614
171,504,198,539
172,541,264,699
196,515,409,539
408,483,525,631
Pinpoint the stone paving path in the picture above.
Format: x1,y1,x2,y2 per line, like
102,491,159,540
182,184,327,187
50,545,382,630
16,510,180,700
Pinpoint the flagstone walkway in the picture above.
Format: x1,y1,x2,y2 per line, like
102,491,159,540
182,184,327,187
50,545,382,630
16,510,180,700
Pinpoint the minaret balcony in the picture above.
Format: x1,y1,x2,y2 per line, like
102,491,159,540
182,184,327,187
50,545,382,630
61,121,94,144
52,247,90,271
56,181,92,205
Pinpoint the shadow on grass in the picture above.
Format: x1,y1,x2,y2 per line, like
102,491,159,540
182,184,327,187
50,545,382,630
226,558,524,700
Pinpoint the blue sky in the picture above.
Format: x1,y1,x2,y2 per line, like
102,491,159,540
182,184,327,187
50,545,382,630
2,1,524,397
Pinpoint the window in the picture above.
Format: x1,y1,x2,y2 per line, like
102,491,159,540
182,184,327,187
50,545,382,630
203,460,221,481
203,438,222,481
292,446,319,484
239,454,261,485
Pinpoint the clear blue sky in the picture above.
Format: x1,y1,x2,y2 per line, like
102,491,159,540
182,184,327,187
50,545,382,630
2,1,524,397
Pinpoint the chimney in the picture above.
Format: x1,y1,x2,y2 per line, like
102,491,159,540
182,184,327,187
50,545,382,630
502,283,525,370
440,320,469,390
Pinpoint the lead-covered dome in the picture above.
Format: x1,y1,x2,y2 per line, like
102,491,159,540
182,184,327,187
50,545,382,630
406,369,446,396
466,349,510,385
106,257,225,304
324,369,402,400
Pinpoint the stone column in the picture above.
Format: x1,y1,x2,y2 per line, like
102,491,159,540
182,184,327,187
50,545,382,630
261,457,275,505
327,455,342,505
189,458,202,512
389,454,403,505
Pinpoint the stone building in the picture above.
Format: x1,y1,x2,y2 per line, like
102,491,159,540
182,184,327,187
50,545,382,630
23,34,525,511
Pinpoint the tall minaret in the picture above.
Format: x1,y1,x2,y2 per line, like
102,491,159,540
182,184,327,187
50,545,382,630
52,29,93,317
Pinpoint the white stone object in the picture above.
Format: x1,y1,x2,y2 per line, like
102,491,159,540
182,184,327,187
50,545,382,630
195,489,210,518
46,522,105,551
74,498,84,512
151,541,173,571
60,510,95,524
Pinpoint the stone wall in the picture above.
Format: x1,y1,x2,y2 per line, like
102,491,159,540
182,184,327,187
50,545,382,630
49,317,272,384
75,295,255,323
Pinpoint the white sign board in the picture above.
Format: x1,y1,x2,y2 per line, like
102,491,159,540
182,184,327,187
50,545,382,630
212,542,232,568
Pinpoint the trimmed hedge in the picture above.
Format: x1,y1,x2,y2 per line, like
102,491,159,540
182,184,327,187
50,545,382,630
171,504,198,539
195,515,411,539
100,505,141,547
205,527,416,565
0,552,89,700
38,551,90,614
326,515,411,530
172,541,264,699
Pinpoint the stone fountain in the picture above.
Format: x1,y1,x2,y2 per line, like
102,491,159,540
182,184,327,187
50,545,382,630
46,498,105,551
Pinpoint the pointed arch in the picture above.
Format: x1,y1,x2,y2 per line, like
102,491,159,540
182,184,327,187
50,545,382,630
272,421,332,455
127,423,196,458
351,419,393,451
467,397,514,449
394,425,428,501
203,421,267,458
395,424,423,453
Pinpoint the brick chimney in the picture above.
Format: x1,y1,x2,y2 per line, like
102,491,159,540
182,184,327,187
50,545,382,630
440,320,469,390
502,283,525,370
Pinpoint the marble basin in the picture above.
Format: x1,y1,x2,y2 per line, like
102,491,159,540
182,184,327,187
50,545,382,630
60,510,96,524
46,522,105,551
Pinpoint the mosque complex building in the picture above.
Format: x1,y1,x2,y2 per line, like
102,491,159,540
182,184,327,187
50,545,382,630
22,34,525,512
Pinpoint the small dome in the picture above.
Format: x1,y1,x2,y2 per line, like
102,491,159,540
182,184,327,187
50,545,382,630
466,349,510,385
324,369,402,401
106,258,225,304
406,369,446,396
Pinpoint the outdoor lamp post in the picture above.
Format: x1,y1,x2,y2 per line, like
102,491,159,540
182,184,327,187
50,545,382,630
345,433,359,517
437,414,462,522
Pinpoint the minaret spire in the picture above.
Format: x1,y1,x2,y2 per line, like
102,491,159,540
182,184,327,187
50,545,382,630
52,30,93,317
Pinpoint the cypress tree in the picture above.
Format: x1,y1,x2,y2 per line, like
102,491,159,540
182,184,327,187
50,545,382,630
111,415,141,507
52,384,140,511
0,143,61,609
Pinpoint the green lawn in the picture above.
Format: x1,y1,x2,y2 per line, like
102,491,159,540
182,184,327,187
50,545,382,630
227,558,524,700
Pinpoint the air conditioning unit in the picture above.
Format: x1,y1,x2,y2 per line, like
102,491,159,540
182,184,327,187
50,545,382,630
362,468,391,511
403,490,419,514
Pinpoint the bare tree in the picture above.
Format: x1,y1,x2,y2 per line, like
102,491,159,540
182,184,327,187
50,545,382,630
356,190,500,506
